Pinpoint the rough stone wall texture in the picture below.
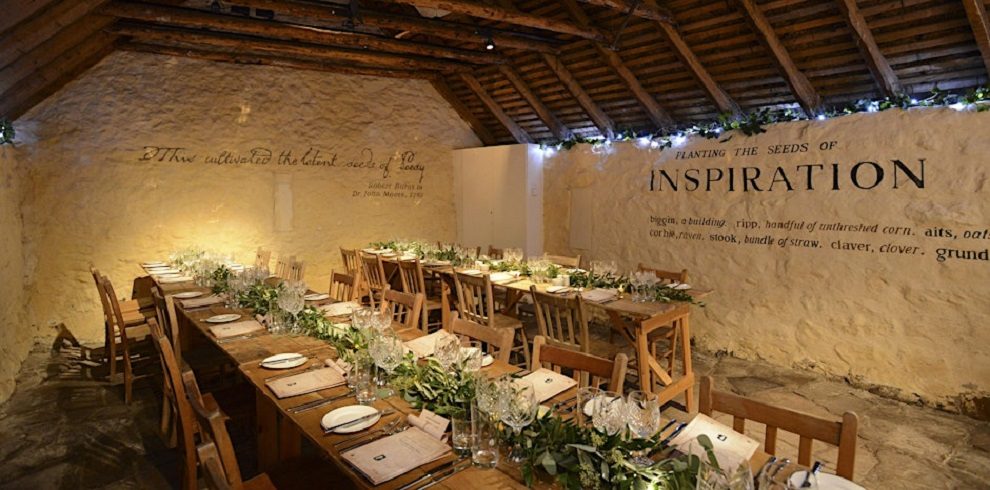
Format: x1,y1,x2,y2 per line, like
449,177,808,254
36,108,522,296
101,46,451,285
0,145,28,403
8,51,478,391
543,109,990,412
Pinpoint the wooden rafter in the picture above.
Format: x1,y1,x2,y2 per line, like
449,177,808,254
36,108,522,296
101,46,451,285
962,0,990,75
122,42,432,79
459,73,532,144
562,0,674,128
541,53,614,136
429,77,496,145
104,1,503,65
835,0,901,97
0,0,109,70
110,23,466,72
0,0,58,35
498,64,571,140
733,0,822,115
0,15,114,96
575,0,674,23
231,0,560,53
382,0,609,42
0,32,117,120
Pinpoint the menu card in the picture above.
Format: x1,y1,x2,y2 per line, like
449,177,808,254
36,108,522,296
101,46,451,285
403,330,455,359
668,414,760,472
521,368,578,402
406,409,449,440
265,367,345,399
324,358,347,376
180,294,223,308
208,320,264,339
342,427,450,485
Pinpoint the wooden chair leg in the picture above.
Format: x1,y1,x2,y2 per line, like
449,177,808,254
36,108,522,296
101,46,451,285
124,354,133,404
515,328,531,368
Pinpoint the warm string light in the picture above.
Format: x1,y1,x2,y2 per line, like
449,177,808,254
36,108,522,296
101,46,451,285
538,87,990,155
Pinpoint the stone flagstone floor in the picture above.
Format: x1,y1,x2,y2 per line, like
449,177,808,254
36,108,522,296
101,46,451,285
0,337,988,489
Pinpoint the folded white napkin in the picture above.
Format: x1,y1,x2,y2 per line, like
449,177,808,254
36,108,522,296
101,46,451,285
546,285,573,293
208,320,264,339
406,409,449,439
342,427,450,485
320,301,361,317
403,330,455,359
461,269,482,276
489,272,515,283
265,367,345,399
180,294,223,308
580,288,618,303
522,368,578,402
304,293,331,301
669,414,759,473
324,358,348,376
159,276,194,284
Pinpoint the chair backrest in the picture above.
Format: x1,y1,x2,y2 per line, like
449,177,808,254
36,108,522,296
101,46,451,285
91,267,113,329
699,376,858,479
99,274,136,349
397,258,428,296
148,318,198,490
274,255,291,279
453,271,496,328
449,315,513,363
150,289,179,341
254,248,271,270
360,252,388,304
637,263,688,284
184,369,246,488
530,336,626,391
340,247,360,274
289,259,305,281
380,288,424,330
530,286,590,353
487,246,504,259
329,270,361,302
197,443,235,490
545,253,581,268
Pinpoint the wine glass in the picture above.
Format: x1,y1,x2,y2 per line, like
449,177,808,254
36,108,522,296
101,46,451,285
434,333,461,370
475,375,507,418
460,340,484,373
499,379,538,464
576,386,603,427
369,330,403,397
625,391,661,466
592,391,625,436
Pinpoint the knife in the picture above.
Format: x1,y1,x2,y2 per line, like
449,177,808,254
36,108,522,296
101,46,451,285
323,408,393,434
660,422,688,446
260,355,305,366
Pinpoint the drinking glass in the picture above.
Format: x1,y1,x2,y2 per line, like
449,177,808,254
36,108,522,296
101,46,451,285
576,386,603,427
369,331,403,398
625,391,661,466
592,391,625,436
471,399,500,468
351,353,377,405
451,415,473,456
460,340,484,373
435,333,461,370
475,375,506,418
499,379,537,464
351,307,375,335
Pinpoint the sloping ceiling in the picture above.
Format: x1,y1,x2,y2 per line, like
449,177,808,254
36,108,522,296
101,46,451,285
2,0,989,145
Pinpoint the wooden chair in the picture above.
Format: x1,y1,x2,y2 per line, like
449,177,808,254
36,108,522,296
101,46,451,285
487,246,504,259
340,247,360,274
328,270,361,302
99,273,156,404
453,271,529,367
254,248,272,271
530,286,591,353
148,317,199,490
359,252,388,308
637,264,688,284
531,336,627,392
638,264,690,378
700,376,859,480
397,258,443,332
288,260,305,282
545,253,582,268
380,288,424,331
274,255,291,279
449,314,514,364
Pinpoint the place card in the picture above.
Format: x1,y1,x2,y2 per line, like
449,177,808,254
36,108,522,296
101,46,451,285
324,358,347,376
265,367,345,399
403,330,455,359
208,320,264,339
342,427,450,485
180,294,223,308
668,414,760,472
406,409,449,439
521,368,578,402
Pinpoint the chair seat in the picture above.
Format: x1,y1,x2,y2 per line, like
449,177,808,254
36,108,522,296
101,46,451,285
244,473,277,490
123,323,151,340
492,313,523,330
424,298,443,311
646,325,676,342
122,309,150,326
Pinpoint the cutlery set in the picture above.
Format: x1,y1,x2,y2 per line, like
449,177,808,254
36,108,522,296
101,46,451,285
323,408,395,434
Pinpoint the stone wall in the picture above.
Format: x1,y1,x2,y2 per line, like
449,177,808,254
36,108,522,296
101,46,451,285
7,51,478,394
542,109,990,414
0,144,28,402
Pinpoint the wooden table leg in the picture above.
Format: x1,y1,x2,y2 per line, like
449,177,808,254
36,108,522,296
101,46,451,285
440,280,451,330
279,414,302,462
256,391,279,472
680,313,695,412
635,323,652,392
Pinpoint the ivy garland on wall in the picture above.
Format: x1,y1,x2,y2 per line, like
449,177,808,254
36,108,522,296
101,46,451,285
540,87,990,153
0,118,13,145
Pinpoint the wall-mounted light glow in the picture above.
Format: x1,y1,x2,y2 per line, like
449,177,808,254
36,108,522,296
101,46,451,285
671,134,687,147
635,136,651,148
713,127,722,134
950,102,967,111
649,140,660,149
910,98,919,105
867,102,879,113
816,114,826,121
543,146,556,157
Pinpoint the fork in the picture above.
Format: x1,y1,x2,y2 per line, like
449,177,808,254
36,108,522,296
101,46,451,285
337,419,410,452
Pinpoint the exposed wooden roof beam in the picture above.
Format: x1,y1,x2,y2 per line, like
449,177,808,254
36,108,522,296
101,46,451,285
498,64,571,140
733,0,822,115
835,0,901,97
110,23,467,72
429,77,496,145
0,0,58,35
575,0,674,23
121,42,432,79
459,73,532,144
0,0,109,70
562,0,674,128
104,1,502,65
640,0,740,115
962,0,990,75
0,15,114,96
541,53,614,136
1,32,117,120
382,0,609,42
231,0,560,53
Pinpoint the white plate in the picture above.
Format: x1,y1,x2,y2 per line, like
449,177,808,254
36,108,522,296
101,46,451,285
304,293,330,301
205,314,242,323
481,354,494,367
537,405,552,418
173,291,204,299
260,353,308,370
583,396,621,417
672,283,691,290
787,472,864,490
321,405,381,434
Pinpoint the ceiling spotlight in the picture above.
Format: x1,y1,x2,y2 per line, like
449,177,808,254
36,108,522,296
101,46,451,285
485,36,495,50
